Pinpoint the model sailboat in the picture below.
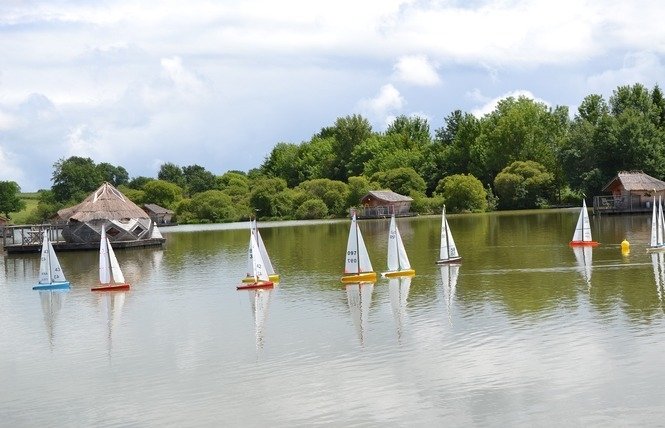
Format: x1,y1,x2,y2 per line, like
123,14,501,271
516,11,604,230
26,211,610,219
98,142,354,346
569,200,599,246
243,219,280,283
237,230,274,290
33,230,70,290
92,226,130,291
341,210,377,283
436,205,461,264
648,196,665,251
382,214,415,277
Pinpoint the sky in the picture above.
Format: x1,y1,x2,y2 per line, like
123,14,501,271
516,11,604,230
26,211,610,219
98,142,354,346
1,0,664,191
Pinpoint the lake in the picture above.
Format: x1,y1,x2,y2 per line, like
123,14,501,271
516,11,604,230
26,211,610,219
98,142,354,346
2,209,665,426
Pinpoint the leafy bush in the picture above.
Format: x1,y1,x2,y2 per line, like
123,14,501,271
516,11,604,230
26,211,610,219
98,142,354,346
435,174,487,213
296,198,329,219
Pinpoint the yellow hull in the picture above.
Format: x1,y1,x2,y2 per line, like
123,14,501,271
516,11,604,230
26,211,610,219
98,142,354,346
242,274,280,283
382,269,416,278
341,272,377,283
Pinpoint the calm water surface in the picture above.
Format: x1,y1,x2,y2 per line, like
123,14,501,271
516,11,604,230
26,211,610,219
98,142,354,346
2,209,665,426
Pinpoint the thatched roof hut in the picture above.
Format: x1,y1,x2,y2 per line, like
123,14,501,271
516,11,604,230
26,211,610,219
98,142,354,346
57,182,159,244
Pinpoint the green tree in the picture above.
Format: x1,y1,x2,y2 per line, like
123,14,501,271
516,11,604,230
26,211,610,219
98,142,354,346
0,181,26,217
296,198,328,219
96,162,129,186
127,176,154,189
142,180,184,208
328,114,373,181
493,161,555,209
295,178,349,216
371,167,426,196
435,174,487,213
346,176,372,208
249,177,288,218
182,164,217,195
176,190,238,223
158,162,186,188
260,142,301,187
51,156,103,203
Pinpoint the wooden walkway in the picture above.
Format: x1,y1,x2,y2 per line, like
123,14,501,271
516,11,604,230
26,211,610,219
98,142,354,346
1,224,164,254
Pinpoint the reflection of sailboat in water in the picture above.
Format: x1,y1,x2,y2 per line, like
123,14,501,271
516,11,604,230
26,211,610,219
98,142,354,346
248,288,272,349
572,246,593,288
440,263,460,321
39,291,65,346
99,291,126,355
651,252,665,303
388,276,411,340
345,282,374,345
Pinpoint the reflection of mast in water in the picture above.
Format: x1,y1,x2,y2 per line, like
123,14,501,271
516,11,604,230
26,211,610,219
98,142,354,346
39,290,65,348
651,252,665,304
440,263,460,323
248,288,272,349
388,276,411,341
345,282,374,346
99,291,126,357
572,246,593,290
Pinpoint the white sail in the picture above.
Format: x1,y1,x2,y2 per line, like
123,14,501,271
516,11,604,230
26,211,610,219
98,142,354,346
99,228,111,284
107,238,126,284
246,221,255,277
572,200,593,242
651,196,659,247
386,215,411,271
439,206,460,261
47,239,66,283
38,231,52,284
250,232,269,282
255,223,275,275
344,212,373,274
658,196,665,246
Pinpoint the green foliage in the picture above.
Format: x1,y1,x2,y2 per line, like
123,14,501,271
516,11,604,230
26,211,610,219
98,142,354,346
260,142,301,187
296,198,329,219
182,164,217,195
249,177,288,218
142,179,183,209
117,185,145,205
158,162,186,188
127,176,154,189
0,181,26,216
371,167,426,196
410,193,444,214
96,162,129,186
51,156,104,203
295,178,349,216
493,161,555,209
175,190,238,223
435,174,487,213
329,114,373,181
346,176,372,208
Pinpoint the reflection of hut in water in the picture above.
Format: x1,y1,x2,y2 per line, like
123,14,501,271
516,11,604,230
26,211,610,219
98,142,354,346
56,182,164,246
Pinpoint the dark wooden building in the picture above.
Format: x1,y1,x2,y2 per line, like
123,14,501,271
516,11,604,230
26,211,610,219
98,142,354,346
357,190,413,218
593,171,665,214
143,204,175,225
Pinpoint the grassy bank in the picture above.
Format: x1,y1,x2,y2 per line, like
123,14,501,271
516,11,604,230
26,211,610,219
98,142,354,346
8,193,40,224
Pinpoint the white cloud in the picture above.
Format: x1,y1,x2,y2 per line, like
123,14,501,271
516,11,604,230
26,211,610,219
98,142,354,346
587,51,665,95
358,84,405,121
0,146,25,184
471,90,551,117
393,55,441,86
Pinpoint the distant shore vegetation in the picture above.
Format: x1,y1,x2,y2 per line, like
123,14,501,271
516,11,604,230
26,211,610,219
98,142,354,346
3,83,665,224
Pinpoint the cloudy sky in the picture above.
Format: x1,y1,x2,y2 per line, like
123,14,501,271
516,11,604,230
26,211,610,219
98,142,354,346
1,0,664,191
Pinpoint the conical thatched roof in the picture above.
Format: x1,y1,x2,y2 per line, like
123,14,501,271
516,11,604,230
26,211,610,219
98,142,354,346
57,182,149,222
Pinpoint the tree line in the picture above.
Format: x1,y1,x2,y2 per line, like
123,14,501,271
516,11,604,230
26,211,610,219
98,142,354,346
2,82,665,224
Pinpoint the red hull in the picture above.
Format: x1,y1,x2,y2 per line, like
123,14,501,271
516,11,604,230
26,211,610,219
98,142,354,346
569,241,599,247
91,284,130,291
237,281,274,290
